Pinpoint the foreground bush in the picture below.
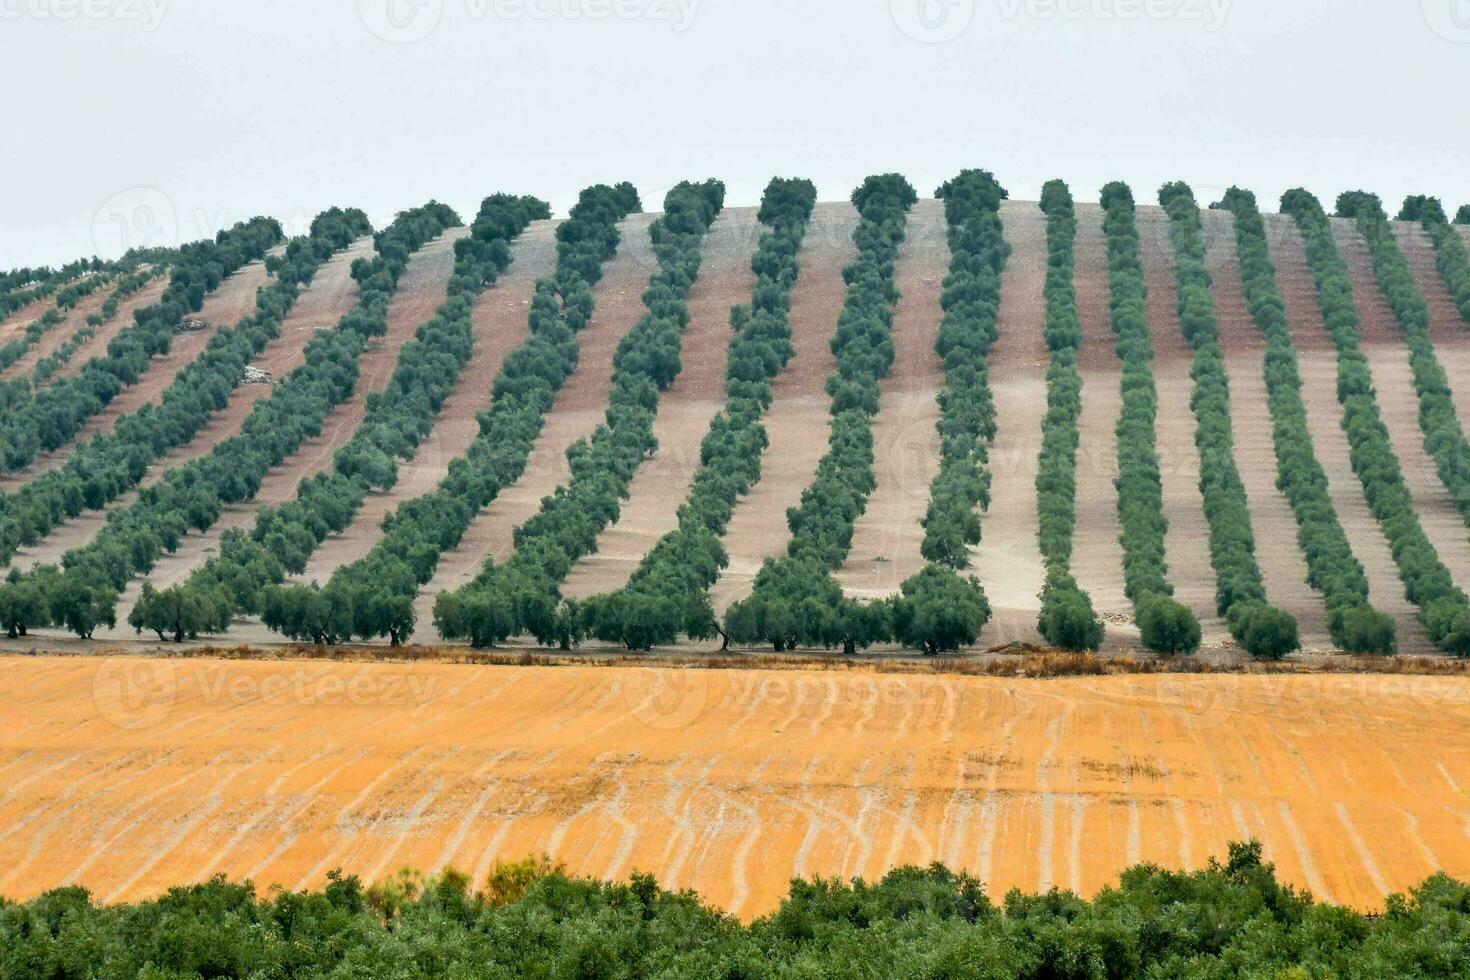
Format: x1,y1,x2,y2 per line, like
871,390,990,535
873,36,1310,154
5,842,1470,976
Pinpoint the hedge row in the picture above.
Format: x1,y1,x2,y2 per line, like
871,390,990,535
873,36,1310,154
10,842,1470,978
435,180,726,649
1337,191,1470,529
242,183,639,646
0,202,458,639
0,219,284,472
1217,187,1393,653
571,178,818,651
156,194,551,644
0,209,372,569
1098,182,1201,653
722,175,988,656
1035,180,1105,651
1157,181,1298,658
916,170,1008,570
32,268,166,385
1282,189,1470,654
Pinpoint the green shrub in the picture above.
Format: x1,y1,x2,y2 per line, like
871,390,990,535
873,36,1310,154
1038,574,1104,651
1137,593,1201,654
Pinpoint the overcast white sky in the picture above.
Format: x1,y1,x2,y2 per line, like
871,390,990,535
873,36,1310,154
3,0,1469,265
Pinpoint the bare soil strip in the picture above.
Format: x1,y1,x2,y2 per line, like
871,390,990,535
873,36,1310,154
561,207,762,599
1202,209,1332,650
833,198,948,599
7,656,1470,916
708,203,857,613
0,279,118,383
87,233,462,641
1265,214,1432,652
1135,205,1227,643
1330,220,1470,589
0,265,266,493
967,201,1048,642
1070,205,1133,643
7,239,375,577
408,215,658,640
298,221,562,586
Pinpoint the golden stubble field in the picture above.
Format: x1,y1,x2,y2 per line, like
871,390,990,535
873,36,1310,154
4,655,1470,917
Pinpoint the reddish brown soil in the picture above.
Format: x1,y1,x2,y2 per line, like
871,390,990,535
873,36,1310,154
833,198,948,599
1070,204,1134,641
1331,220,1470,590
708,203,856,613
1202,208,1332,651
966,201,1048,643
561,208,761,600
297,221,562,586
0,265,263,492
408,215,658,640
1394,221,1467,346
7,656,1470,915
94,232,462,640
7,240,375,578
0,277,119,384
1135,205,1227,643
1266,214,1433,652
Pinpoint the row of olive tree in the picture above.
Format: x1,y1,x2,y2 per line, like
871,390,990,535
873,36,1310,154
917,170,1008,569
1337,192,1470,530
32,268,166,384
434,180,726,648
0,203,456,640
254,183,640,646
0,219,284,472
0,208,373,569
1099,182,1201,654
722,174,988,656
1282,189,1470,654
161,193,552,645
1216,187,1394,653
571,177,819,651
1157,182,1299,658
0,265,127,374
0,256,111,317
1034,180,1105,651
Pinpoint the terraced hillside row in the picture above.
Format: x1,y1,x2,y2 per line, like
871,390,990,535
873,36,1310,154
6,180,1470,657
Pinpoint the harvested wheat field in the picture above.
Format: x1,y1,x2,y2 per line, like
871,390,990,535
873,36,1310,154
4,654,1470,917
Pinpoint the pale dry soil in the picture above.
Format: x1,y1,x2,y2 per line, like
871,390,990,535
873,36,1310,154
965,201,1049,643
4,656,1470,917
